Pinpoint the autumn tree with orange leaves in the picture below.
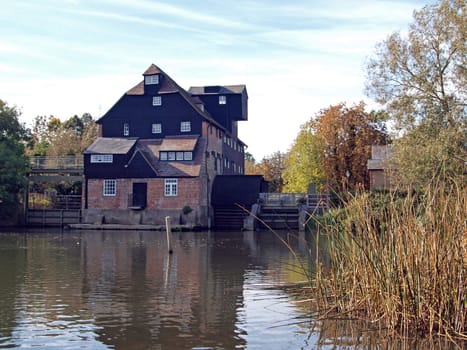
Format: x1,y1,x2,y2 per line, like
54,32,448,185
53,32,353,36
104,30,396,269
313,102,388,191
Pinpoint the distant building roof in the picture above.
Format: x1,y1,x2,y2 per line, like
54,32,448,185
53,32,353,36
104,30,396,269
84,137,137,154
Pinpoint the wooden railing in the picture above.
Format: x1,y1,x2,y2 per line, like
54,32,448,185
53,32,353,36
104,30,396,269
29,156,84,170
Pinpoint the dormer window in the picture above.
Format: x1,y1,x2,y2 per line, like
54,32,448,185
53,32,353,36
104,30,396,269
145,74,159,85
219,95,227,105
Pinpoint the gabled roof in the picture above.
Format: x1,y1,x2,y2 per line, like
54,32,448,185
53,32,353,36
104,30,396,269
143,64,162,76
122,64,224,130
84,137,137,154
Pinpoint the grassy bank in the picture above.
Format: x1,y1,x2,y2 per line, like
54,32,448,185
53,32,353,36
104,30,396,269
310,180,466,339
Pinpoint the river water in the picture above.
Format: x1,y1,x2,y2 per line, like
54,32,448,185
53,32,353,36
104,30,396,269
0,229,459,349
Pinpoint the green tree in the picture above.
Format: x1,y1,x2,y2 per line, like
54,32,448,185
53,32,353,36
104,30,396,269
29,113,98,156
283,120,324,192
365,0,466,186
390,126,465,188
0,100,29,218
313,102,388,191
365,0,465,131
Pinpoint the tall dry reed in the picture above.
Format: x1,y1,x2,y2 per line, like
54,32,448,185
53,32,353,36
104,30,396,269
311,180,466,339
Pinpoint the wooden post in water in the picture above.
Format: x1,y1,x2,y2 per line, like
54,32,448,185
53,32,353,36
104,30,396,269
165,216,173,254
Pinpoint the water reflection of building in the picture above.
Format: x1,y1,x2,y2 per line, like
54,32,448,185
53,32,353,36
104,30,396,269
80,231,248,349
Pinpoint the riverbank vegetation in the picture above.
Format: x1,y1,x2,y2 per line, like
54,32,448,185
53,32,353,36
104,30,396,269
301,0,466,341
309,179,466,338
0,100,98,221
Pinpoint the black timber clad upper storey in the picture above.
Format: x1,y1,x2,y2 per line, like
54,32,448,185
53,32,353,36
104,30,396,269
84,153,156,179
84,137,156,178
189,85,248,133
98,93,203,138
124,151,157,178
97,64,225,139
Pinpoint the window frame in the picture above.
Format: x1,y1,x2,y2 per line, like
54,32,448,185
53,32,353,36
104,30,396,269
103,179,116,196
219,95,227,105
152,123,162,134
164,178,178,196
176,151,184,161
180,121,191,132
159,151,193,161
123,123,129,136
152,96,162,106
145,74,159,85
183,151,193,161
90,154,113,163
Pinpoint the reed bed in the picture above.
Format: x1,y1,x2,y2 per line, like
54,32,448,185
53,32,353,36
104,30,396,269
310,180,466,339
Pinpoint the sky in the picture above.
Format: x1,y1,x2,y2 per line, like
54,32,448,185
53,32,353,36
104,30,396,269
0,0,433,160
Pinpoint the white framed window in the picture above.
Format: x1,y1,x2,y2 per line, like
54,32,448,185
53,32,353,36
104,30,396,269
160,151,192,161
183,152,193,161
123,123,129,136
164,178,178,196
152,123,162,134
103,179,116,196
180,121,191,132
91,154,113,163
219,95,227,105
152,96,162,106
168,151,176,160
145,74,159,85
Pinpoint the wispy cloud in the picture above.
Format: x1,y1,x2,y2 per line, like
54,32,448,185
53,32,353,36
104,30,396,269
102,0,257,30
1,0,431,158
59,8,206,33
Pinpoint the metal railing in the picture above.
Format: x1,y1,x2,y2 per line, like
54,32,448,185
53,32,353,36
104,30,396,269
29,156,84,170
259,193,307,206
259,192,330,210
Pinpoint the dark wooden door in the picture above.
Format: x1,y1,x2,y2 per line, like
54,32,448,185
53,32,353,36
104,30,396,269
132,183,147,208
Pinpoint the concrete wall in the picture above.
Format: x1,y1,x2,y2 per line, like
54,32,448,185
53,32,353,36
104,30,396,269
82,207,205,226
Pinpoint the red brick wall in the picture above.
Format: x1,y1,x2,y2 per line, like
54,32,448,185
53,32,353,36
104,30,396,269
148,178,201,209
87,178,201,210
87,179,130,209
